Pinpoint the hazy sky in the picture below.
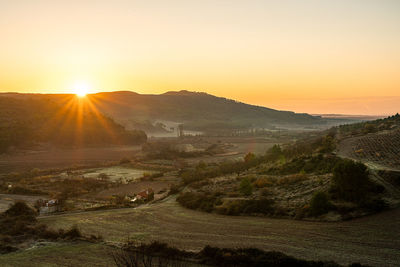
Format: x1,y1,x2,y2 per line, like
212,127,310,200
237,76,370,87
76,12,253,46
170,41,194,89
1,0,399,115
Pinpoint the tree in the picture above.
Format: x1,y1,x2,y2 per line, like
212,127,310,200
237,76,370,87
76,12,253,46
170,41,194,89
309,191,331,216
239,178,253,196
244,152,256,163
332,159,369,202
268,144,282,160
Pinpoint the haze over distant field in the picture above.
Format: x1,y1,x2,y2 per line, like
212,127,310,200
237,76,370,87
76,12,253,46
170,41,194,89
0,0,399,115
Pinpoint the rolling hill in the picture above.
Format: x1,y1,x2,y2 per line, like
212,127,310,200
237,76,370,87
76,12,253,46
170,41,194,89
88,90,324,132
1,91,325,134
0,95,147,153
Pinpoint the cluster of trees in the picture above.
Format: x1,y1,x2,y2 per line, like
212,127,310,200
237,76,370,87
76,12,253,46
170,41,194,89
330,159,385,208
338,113,400,136
176,132,386,218
178,135,337,187
176,192,222,213
141,142,205,160
305,159,386,217
176,191,275,216
179,153,264,186
265,154,341,175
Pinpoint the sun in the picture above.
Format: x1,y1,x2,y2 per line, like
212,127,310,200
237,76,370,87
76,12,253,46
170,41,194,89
73,81,91,97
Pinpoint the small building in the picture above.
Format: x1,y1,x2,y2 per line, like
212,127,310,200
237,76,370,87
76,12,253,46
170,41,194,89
134,188,154,202
37,199,61,214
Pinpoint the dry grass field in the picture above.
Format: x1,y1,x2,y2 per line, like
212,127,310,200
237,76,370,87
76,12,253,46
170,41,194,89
39,197,400,267
0,242,113,267
0,145,142,174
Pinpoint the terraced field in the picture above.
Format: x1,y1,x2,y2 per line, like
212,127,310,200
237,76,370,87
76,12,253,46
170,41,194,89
338,129,400,170
39,197,400,267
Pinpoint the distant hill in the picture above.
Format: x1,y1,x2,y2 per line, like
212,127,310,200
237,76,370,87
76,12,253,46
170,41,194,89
0,95,146,153
0,91,324,135
86,90,324,132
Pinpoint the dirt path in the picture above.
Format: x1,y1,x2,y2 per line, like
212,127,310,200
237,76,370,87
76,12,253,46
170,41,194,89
40,197,400,267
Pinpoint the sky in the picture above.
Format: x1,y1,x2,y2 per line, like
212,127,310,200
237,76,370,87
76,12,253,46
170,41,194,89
0,0,399,115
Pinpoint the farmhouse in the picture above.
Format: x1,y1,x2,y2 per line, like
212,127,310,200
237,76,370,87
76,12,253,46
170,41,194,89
132,188,154,202
37,199,61,214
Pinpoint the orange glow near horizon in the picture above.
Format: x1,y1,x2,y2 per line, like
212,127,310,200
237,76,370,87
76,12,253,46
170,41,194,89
0,1,399,115
72,81,91,98
41,94,120,147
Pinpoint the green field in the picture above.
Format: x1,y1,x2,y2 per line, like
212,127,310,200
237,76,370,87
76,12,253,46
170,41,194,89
35,197,400,267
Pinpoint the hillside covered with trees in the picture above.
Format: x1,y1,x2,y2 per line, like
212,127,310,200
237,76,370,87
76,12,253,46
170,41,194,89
90,90,324,131
0,96,147,153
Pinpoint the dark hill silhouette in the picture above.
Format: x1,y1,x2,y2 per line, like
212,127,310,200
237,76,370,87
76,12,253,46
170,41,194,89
0,95,146,153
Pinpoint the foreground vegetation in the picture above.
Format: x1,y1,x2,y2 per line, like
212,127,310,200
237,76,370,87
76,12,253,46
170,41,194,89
175,131,388,220
112,241,367,267
0,202,100,254
37,197,400,266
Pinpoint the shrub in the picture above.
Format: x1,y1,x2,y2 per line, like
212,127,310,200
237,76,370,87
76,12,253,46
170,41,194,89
119,157,131,164
359,198,388,213
244,152,256,163
62,225,82,239
260,188,271,197
277,174,307,186
168,184,181,195
331,159,370,203
176,192,221,213
200,245,342,267
239,178,253,196
217,199,275,216
309,192,331,216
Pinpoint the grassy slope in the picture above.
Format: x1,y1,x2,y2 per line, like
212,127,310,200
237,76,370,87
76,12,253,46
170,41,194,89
38,197,400,267
0,242,113,267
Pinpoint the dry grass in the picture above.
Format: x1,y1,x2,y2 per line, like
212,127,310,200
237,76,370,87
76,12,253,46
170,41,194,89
39,197,400,267
0,242,113,267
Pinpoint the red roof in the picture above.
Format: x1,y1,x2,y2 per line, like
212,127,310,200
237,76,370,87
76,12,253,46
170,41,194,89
137,188,153,199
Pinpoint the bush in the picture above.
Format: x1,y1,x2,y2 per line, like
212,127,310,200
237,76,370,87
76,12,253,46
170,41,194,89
331,159,370,203
360,198,388,213
277,174,307,186
217,199,275,216
200,245,343,267
309,192,331,216
62,225,82,239
168,184,181,195
244,152,256,163
239,178,253,196
176,192,221,213
119,157,131,164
